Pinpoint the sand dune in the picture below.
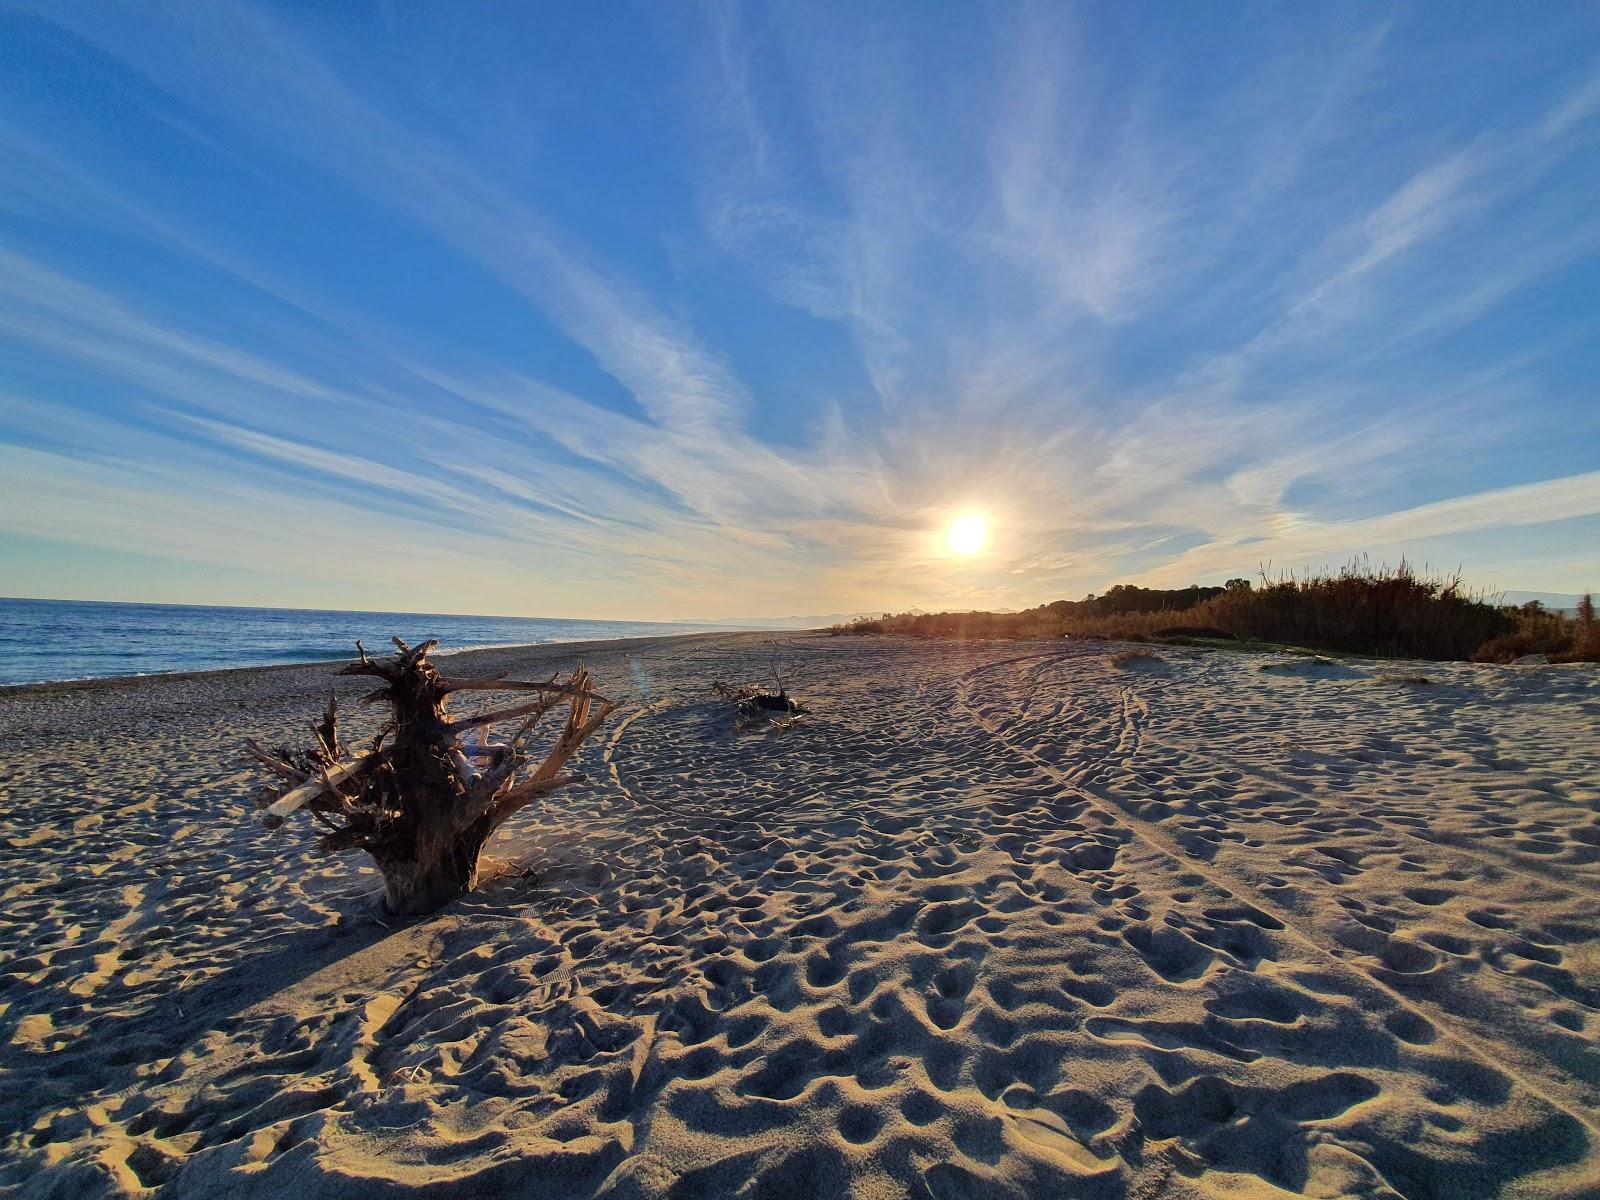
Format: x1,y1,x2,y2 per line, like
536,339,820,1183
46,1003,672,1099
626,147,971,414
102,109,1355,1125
2,633,1598,1198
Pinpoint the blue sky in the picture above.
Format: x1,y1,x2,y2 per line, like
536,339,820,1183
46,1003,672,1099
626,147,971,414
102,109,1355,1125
0,2,1596,619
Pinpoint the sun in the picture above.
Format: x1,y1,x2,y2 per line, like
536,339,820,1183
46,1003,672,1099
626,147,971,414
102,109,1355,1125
945,513,989,556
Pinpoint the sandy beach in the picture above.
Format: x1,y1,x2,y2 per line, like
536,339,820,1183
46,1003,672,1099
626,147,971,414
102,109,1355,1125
2,631,1598,1198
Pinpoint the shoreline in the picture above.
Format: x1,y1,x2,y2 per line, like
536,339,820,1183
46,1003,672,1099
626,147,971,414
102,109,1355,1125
0,628,805,697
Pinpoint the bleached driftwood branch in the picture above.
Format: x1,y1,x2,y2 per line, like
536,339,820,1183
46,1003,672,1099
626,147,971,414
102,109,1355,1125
260,752,374,828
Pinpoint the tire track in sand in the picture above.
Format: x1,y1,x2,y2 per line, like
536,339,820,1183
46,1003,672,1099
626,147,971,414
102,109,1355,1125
953,647,1600,1140
975,645,1596,892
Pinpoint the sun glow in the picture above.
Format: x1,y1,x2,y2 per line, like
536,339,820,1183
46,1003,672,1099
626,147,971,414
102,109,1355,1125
945,513,989,556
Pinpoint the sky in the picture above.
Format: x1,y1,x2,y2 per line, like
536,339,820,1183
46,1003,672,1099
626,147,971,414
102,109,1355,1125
0,2,1597,621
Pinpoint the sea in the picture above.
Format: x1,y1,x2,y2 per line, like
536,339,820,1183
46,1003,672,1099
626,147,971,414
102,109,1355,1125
0,598,744,686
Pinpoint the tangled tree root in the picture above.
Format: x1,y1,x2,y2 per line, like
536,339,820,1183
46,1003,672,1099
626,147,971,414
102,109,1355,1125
247,637,615,915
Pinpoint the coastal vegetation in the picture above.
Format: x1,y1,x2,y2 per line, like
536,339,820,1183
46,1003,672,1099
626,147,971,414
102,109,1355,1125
836,563,1599,663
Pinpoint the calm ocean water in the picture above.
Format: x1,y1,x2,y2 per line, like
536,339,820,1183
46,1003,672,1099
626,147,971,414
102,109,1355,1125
0,598,740,686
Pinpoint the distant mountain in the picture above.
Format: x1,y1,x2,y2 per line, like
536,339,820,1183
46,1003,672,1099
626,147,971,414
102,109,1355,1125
1497,590,1592,612
676,612,879,630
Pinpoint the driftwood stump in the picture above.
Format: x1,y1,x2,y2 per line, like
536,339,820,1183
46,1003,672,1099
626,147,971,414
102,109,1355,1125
247,638,615,916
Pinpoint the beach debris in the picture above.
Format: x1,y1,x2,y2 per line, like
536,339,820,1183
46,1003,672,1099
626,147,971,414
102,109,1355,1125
1111,649,1168,670
245,637,615,916
1257,656,1362,679
711,666,809,731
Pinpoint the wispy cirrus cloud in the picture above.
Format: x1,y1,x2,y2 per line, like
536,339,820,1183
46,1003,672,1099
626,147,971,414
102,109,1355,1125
0,2,1596,616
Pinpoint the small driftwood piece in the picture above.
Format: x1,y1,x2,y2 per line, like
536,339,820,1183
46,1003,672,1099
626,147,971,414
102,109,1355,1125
246,638,615,916
711,677,810,731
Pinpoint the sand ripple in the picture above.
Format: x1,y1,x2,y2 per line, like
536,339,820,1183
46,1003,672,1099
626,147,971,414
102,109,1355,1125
2,635,1597,1197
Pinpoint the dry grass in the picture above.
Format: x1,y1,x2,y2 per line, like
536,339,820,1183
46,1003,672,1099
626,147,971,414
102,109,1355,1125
1198,562,1508,660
